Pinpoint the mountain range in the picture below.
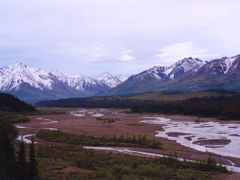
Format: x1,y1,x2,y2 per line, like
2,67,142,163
0,63,125,102
1,54,240,103
107,54,240,95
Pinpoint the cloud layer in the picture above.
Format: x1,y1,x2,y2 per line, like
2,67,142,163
155,42,220,65
0,0,239,76
118,50,136,61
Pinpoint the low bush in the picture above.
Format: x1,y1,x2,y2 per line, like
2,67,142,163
37,130,162,149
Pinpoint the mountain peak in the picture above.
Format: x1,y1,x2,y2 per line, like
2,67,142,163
176,57,203,63
98,72,114,78
184,57,193,60
12,61,27,69
97,72,122,88
16,61,23,65
131,57,206,81
170,57,205,74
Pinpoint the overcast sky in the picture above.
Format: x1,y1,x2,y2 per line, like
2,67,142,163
0,0,240,76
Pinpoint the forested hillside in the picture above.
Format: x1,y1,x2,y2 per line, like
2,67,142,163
0,93,37,179
0,93,35,112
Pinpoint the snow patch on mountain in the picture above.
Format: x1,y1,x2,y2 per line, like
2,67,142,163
223,57,237,73
139,66,166,80
164,67,173,76
97,72,122,88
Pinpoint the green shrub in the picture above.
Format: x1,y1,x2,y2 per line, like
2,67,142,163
37,130,162,149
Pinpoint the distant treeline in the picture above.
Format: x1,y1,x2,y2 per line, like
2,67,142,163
0,93,35,112
131,95,240,120
36,97,152,108
36,91,240,120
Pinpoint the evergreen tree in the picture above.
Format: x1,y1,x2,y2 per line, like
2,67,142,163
29,138,37,179
0,121,17,179
18,139,26,165
16,138,28,179
0,134,16,179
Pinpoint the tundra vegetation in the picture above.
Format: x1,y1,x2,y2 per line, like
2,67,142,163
36,144,227,179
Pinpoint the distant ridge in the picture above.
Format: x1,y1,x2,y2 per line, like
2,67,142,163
0,63,123,102
104,54,240,95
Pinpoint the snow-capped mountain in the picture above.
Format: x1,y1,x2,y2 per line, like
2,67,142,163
0,63,110,102
196,55,240,75
2,54,240,102
97,72,122,88
165,57,205,79
50,70,106,91
0,62,53,91
106,54,240,95
0,63,108,92
129,57,205,81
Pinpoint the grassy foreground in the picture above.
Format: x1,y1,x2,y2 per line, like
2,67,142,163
35,130,229,179
36,144,227,180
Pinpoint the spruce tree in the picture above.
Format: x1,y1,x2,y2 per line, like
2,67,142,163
16,138,28,179
29,138,37,179
0,134,16,179
0,120,17,179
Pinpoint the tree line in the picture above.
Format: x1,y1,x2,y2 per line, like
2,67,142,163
131,95,240,120
37,91,240,120
36,97,152,108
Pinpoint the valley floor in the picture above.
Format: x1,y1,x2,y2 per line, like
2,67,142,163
16,108,240,179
